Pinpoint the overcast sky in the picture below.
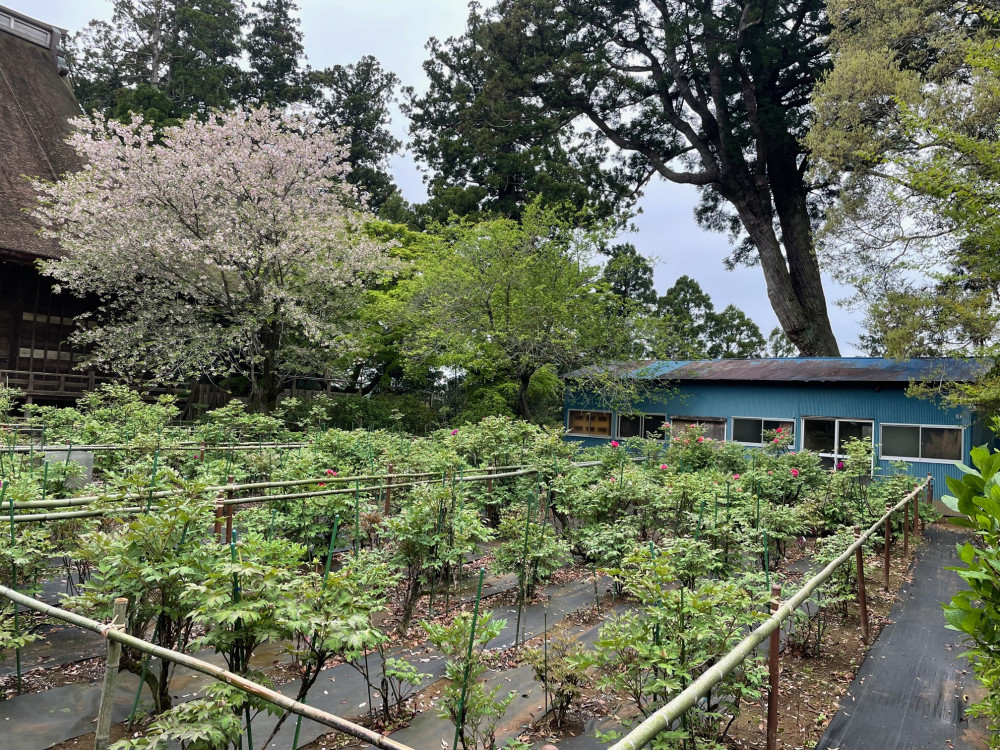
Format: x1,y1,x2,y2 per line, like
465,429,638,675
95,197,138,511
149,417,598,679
27,0,862,354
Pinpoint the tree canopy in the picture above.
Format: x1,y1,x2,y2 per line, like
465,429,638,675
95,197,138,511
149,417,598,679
406,0,844,355
33,108,395,412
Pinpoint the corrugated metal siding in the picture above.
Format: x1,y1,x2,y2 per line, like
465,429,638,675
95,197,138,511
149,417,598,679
565,381,981,499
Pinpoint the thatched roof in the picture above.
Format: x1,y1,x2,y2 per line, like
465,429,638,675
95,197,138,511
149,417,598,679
0,5,81,260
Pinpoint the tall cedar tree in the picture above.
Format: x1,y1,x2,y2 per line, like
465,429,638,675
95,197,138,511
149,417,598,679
407,0,841,355
311,57,403,214
244,0,310,107
70,0,244,125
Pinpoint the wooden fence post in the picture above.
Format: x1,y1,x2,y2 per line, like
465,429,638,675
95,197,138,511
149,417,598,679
883,502,891,592
766,583,781,750
923,474,933,534
854,526,869,645
214,497,223,544
95,597,128,750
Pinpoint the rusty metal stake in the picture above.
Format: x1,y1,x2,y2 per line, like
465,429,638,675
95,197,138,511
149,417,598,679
883,502,891,592
766,583,781,750
854,526,869,645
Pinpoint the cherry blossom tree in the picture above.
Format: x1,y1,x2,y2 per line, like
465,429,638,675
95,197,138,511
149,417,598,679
33,107,396,411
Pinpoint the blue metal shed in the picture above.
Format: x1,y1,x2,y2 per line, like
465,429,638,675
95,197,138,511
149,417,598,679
564,358,992,499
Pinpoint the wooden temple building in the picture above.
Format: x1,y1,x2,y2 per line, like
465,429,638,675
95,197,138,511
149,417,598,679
0,5,96,404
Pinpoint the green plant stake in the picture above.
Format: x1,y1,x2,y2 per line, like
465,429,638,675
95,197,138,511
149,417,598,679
543,610,549,718
65,442,72,468
5,482,21,694
323,515,341,584
694,495,705,541
145,449,160,513
714,491,718,525
353,479,360,555
514,492,534,646
763,528,770,591
755,492,760,530
291,695,307,750
128,617,162,729
453,568,486,750
40,461,49,503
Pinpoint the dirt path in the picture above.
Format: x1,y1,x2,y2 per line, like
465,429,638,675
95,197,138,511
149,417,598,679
816,524,990,750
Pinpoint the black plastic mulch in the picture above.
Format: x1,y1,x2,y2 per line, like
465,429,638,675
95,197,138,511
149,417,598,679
817,524,990,750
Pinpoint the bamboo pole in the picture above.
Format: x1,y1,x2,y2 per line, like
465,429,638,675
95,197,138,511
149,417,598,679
607,478,928,750
94,598,128,750
0,584,419,750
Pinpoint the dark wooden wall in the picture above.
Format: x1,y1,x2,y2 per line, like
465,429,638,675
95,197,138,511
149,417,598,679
1,257,97,403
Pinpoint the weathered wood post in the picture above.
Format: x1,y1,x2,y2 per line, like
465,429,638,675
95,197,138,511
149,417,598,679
855,526,869,645
766,583,781,750
95,597,128,750
883,502,892,592
923,474,933,534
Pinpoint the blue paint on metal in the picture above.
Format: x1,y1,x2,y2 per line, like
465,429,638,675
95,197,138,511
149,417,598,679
564,361,993,499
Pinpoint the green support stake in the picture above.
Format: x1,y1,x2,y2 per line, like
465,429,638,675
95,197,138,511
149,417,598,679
291,695,307,750
146,449,160,513
514,492,534,646
543,611,549,718
755,492,760,530
763,528,770,591
353,479,360,555
694,495,705,541
453,568,486,750
5,482,21,694
323,515,341,586
40,461,49,503
65,442,73,468
714,491,718,525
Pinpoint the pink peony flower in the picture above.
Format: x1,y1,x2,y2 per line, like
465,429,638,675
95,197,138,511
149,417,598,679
318,482,326,487
790,468,800,478
836,461,845,470
733,473,741,480
697,436,704,443
659,463,668,470
609,476,616,482
610,440,620,447
325,469,337,476
451,429,458,435
773,437,780,443
776,427,783,434
768,470,773,475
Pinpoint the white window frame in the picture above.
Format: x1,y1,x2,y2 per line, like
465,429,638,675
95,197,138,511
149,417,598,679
566,409,613,438
879,422,965,464
617,413,668,440
802,417,875,467
730,416,796,447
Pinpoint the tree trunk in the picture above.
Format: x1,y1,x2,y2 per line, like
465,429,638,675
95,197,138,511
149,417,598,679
722,177,840,357
515,369,533,421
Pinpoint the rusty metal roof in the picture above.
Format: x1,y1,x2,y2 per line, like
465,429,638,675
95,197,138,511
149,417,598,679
570,358,989,384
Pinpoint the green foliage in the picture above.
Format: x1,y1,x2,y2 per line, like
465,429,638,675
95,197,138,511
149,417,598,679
111,682,247,750
422,610,513,750
493,499,570,599
587,545,767,746
942,441,1000,744
194,401,289,444
70,484,218,712
523,630,587,728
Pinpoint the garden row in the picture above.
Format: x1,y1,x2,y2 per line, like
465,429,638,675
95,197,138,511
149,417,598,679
0,387,934,750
